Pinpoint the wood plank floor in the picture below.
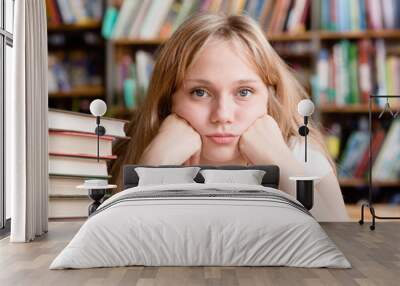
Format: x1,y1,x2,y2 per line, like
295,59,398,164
0,221,399,286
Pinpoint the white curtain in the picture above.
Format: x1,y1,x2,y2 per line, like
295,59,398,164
8,0,48,242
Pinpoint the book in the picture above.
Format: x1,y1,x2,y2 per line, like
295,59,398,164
69,0,88,23
173,0,199,31
353,128,386,179
372,119,400,181
85,0,103,20
49,173,111,179
348,42,359,104
259,0,276,31
316,49,329,105
275,0,291,33
287,0,307,33
48,51,103,93
55,0,76,24
49,155,109,177
49,197,91,218
123,78,137,109
375,39,387,107
112,0,141,39
49,176,91,196
104,0,313,39
101,6,119,39
313,39,398,107
46,0,103,25
48,109,128,139
358,39,372,104
49,152,116,160
47,108,122,218
135,51,155,99
139,0,174,39
338,128,370,178
380,0,397,29
159,0,184,38
320,0,400,32
46,0,62,25
128,0,152,39
49,130,116,158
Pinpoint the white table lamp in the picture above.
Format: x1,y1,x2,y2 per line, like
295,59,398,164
76,100,116,215
289,99,320,210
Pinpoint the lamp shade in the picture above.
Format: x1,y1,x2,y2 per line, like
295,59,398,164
90,99,107,117
297,99,315,117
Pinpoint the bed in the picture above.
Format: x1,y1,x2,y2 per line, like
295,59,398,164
49,165,351,269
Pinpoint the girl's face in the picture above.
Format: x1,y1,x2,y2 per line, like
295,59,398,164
172,38,269,164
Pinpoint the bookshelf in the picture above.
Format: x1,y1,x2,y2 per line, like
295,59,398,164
319,104,386,114
111,30,400,46
46,0,105,113
47,20,102,32
339,178,400,188
48,85,104,98
101,0,400,204
112,32,315,46
318,29,400,40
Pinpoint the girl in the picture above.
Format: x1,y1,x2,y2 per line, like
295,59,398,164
111,12,349,221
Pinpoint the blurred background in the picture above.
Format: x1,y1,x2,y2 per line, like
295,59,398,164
45,0,400,220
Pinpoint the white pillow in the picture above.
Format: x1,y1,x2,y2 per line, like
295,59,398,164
200,169,266,185
135,167,200,186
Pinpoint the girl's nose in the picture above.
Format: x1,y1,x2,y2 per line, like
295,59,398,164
210,95,235,124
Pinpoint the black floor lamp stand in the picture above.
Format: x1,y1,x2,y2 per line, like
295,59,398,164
359,94,400,230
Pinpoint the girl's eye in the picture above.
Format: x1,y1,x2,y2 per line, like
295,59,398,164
238,89,253,98
191,88,209,98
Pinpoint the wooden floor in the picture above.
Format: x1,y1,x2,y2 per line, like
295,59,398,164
0,221,399,286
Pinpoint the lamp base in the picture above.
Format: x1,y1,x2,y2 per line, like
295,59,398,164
77,183,117,216
88,188,106,215
296,180,313,210
289,176,319,210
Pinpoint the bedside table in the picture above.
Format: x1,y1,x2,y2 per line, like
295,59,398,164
77,183,117,215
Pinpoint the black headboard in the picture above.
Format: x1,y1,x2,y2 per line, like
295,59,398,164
123,165,280,190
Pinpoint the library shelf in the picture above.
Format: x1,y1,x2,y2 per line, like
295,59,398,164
112,32,314,47
107,106,136,119
111,30,400,46
112,38,166,46
266,31,313,41
49,85,104,98
48,21,102,32
339,178,400,188
319,29,400,40
319,104,386,113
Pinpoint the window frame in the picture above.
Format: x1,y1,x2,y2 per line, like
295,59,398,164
0,0,13,234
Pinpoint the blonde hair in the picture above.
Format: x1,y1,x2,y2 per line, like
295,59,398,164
111,12,335,191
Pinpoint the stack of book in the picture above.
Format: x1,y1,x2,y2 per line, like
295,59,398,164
46,0,103,25
48,52,103,94
372,119,400,182
48,109,128,218
114,51,155,109
314,39,400,108
337,118,400,182
102,0,311,40
320,0,400,32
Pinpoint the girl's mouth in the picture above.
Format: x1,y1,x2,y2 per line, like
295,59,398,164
206,133,238,144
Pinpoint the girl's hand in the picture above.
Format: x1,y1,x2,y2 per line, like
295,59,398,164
239,114,293,165
139,114,202,165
